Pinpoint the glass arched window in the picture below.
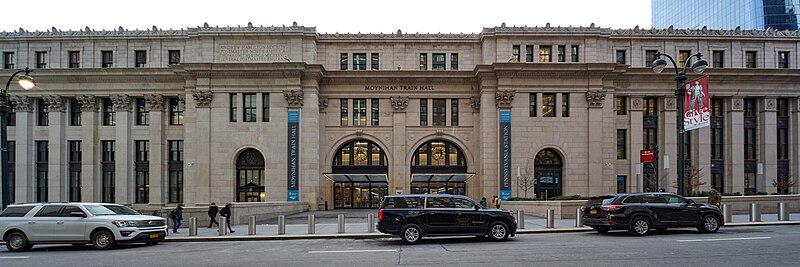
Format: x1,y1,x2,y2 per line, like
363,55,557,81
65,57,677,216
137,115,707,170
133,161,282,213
333,140,387,172
236,148,265,202
412,140,466,168
411,140,469,195
534,148,563,199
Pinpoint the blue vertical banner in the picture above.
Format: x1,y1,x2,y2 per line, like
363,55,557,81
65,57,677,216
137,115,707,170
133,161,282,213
499,110,512,201
287,110,300,202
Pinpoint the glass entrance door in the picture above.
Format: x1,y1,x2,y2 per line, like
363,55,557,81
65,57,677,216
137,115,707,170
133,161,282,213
334,182,387,208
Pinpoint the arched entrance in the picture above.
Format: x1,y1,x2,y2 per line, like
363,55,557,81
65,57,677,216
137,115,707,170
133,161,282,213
410,140,472,195
236,148,265,202
326,139,388,208
534,148,563,199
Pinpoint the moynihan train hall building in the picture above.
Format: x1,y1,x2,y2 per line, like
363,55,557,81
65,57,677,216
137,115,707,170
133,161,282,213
1,23,799,211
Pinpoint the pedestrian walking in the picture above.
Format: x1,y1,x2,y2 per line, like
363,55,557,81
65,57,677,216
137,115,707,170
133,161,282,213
169,203,184,234
219,202,235,233
207,202,220,228
479,197,487,208
492,195,501,209
707,187,721,208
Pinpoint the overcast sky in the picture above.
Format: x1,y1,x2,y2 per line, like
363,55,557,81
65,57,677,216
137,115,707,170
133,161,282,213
1,0,651,33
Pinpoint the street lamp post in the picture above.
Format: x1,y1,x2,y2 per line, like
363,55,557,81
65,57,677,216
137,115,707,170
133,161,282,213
651,51,708,196
2,67,36,209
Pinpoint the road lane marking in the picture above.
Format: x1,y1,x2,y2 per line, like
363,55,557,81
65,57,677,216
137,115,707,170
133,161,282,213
308,249,398,254
0,256,31,259
677,236,771,242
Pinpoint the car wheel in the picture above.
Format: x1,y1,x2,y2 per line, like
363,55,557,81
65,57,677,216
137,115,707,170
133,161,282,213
5,232,32,252
145,241,159,245
698,215,720,233
487,221,510,241
592,226,610,233
629,217,651,236
400,224,422,245
92,230,117,250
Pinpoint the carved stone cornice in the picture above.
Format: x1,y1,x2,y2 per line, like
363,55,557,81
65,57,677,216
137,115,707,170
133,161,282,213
283,90,303,108
193,90,213,108
495,90,515,108
585,90,607,108
110,94,131,112
76,95,98,112
318,96,329,112
470,96,481,112
9,95,33,112
145,94,165,111
43,95,67,112
390,96,408,112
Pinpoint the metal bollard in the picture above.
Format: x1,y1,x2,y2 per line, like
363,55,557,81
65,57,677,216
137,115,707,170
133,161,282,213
517,210,525,229
189,217,197,236
337,214,345,233
778,202,789,221
722,204,732,223
546,209,555,228
248,216,256,235
308,215,315,234
576,208,583,227
367,213,375,233
277,215,286,235
219,218,227,236
750,203,761,222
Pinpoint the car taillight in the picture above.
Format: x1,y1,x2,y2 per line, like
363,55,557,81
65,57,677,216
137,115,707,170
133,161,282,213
378,209,383,221
580,206,586,211
601,205,624,211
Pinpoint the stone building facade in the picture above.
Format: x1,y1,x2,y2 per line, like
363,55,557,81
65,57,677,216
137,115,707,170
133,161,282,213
1,23,799,210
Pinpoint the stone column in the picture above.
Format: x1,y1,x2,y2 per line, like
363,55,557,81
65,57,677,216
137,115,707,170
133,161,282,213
300,87,320,208
759,98,777,193
792,97,800,193
585,90,605,196
478,84,498,198
726,98,745,194
390,96,409,195
111,94,132,204
629,97,644,192
145,94,165,205
696,122,712,192
661,97,677,193
10,96,34,202
76,95,99,201
44,96,67,201
190,90,212,205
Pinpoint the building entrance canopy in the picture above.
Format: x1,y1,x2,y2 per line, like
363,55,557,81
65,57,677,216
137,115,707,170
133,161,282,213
411,173,475,182
324,174,388,183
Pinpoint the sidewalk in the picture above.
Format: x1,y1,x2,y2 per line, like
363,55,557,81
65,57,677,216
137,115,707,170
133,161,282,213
164,210,800,242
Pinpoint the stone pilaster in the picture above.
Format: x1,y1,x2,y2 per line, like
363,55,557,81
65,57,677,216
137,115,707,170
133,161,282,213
44,96,67,201
629,97,644,192
586,90,605,196
759,98,777,193
792,97,800,193
112,94,133,204
661,97,677,193
77,95,99,201
146,94,165,205
300,88,320,207
695,123,712,192
188,91,212,205
727,98,745,194
10,96,33,202
479,85,498,197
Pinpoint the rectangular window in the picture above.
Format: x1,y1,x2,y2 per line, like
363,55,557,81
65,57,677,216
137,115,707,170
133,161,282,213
37,98,49,126
135,98,149,125
745,51,757,68
169,140,184,162
778,51,790,69
420,99,428,126
262,93,270,122
539,45,552,62
571,45,579,62
169,170,183,203
512,45,520,62
36,51,47,68
69,170,81,202
135,140,149,162
169,98,184,125
353,99,367,126
744,98,757,117
353,53,367,70
450,53,458,70
744,127,756,159
371,99,379,126
645,50,658,66
679,50,691,67
102,140,115,162
617,176,627,193
712,50,724,68
643,98,657,117
135,50,147,67
432,99,446,126
36,141,48,162
133,140,149,203
451,99,459,126
745,173,756,193
778,128,788,160
35,141,48,202
371,53,379,70
68,140,81,162
525,45,534,62
615,96,627,115
102,170,115,203
617,129,627,159
3,52,13,69
562,93,569,117
243,93,256,122
432,53,446,70
69,51,80,68
712,127,724,160
340,99,348,126
168,50,181,65
101,51,113,68
419,53,428,70
340,53,348,70
102,98,115,126
7,141,14,203
67,140,81,201
643,128,657,150
229,93,237,122
777,98,789,117
529,93,536,117
711,98,723,117
136,171,149,204
7,101,16,126
616,50,626,64
70,99,81,126
542,93,556,117
557,45,566,62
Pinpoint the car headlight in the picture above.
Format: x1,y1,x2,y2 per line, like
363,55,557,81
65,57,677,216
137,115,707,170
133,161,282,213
112,220,138,227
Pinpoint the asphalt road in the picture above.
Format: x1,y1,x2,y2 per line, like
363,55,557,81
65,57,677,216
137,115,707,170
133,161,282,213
2,225,799,267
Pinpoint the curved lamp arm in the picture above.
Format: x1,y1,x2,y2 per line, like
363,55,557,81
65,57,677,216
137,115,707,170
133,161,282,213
4,67,35,94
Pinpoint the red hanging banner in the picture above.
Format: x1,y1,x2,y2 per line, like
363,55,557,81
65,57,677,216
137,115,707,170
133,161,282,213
684,75,710,131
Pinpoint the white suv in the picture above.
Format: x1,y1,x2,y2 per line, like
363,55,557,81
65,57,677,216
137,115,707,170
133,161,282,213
1,203,168,252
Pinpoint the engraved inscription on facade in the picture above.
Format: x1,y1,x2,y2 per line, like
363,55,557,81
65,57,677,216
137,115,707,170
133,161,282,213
216,44,288,62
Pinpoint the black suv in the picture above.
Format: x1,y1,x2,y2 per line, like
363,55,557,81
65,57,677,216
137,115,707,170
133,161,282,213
581,193,723,236
377,194,517,244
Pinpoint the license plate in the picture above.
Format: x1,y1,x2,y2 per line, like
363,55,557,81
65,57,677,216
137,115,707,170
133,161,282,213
590,209,597,215
149,234,158,239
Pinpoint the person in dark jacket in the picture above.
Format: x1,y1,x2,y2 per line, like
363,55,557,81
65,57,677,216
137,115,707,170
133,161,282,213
219,202,235,233
707,187,721,208
169,203,184,234
207,202,220,228
479,197,487,208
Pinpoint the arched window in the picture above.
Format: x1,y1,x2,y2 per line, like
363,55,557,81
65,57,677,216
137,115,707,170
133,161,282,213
534,148,563,199
329,140,388,209
411,140,470,195
236,148,265,202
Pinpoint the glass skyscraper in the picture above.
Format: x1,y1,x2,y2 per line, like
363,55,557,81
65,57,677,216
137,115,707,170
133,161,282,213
652,0,800,30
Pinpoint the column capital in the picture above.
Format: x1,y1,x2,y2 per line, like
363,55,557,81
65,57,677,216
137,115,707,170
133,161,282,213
495,90,514,108
663,96,677,111
470,96,481,112
318,96,329,112
585,90,606,108
110,94,131,112
192,90,213,108
389,96,408,112
730,97,744,111
763,98,777,112
9,95,33,112
76,95,98,112
283,90,303,108
145,94,165,111
43,95,67,112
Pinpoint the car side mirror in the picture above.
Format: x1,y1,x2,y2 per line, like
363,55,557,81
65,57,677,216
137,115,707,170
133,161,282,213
70,211,87,218
474,205,480,211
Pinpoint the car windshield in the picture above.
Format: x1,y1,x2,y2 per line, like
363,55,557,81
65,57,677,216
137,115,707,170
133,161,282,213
84,205,140,216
